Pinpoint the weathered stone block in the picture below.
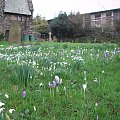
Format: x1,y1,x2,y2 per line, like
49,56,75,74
9,21,21,43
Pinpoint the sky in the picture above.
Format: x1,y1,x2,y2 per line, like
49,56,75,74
32,0,120,20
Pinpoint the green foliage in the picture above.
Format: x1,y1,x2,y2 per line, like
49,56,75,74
0,41,9,47
49,11,120,43
50,11,69,38
63,44,68,49
32,15,49,33
50,12,95,40
18,63,37,88
49,11,92,40
0,42,120,119
0,112,11,120
68,12,83,37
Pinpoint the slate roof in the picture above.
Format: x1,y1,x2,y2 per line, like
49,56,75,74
4,0,32,15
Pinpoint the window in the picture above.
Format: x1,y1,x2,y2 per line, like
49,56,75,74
17,16,22,21
106,11,112,16
113,11,119,20
22,16,25,21
5,30,9,41
95,13,101,18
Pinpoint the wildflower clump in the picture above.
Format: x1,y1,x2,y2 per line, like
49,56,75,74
48,76,62,88
22,90,26,98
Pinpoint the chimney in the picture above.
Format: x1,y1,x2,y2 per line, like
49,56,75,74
27,0,34,11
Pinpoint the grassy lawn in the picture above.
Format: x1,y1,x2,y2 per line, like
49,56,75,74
0,41,9,47
0,42,120,119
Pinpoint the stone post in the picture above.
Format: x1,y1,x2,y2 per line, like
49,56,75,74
49,31,52,42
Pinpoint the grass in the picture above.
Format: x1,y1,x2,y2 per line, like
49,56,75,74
0,41,9,48
0,41,120,119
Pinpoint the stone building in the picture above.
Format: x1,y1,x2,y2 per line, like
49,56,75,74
82,8,120,29
0,0,34,42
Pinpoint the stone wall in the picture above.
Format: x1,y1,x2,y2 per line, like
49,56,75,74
3,13,32,40
3,13,32,29
0,0,33,41
0,0,4,32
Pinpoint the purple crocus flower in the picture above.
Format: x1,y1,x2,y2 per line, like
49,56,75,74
52,80,57,88
55,76,59,84
48,76,62,88
22,90,26,98
48,82,53,88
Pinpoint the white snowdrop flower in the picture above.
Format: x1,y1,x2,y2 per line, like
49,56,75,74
64,86,66,95
106,50,109,52
93,78,98,82
49,67,52,71
53,64,56,70
96,114,99,120
71,50,74,52
83,83,87,93
55,76,59,84
28,61,30,64
9,109,15,114
84,71,86,75
102,70,105,73
0,102,5,107
84,77,87,81
40,72,43,75
95,103,98,107
75,56,80,60
93,79,98,82
59,79,62,84
79,57,84,61
63,62,68,65
41,67,45,70
64,86,66,90
0,108,5,113
33,106,36,112
81,51,84,54
5,93,9,98
39,83,43,87
90,54,93,56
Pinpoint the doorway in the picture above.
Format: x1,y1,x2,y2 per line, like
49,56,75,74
5,30,9,41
